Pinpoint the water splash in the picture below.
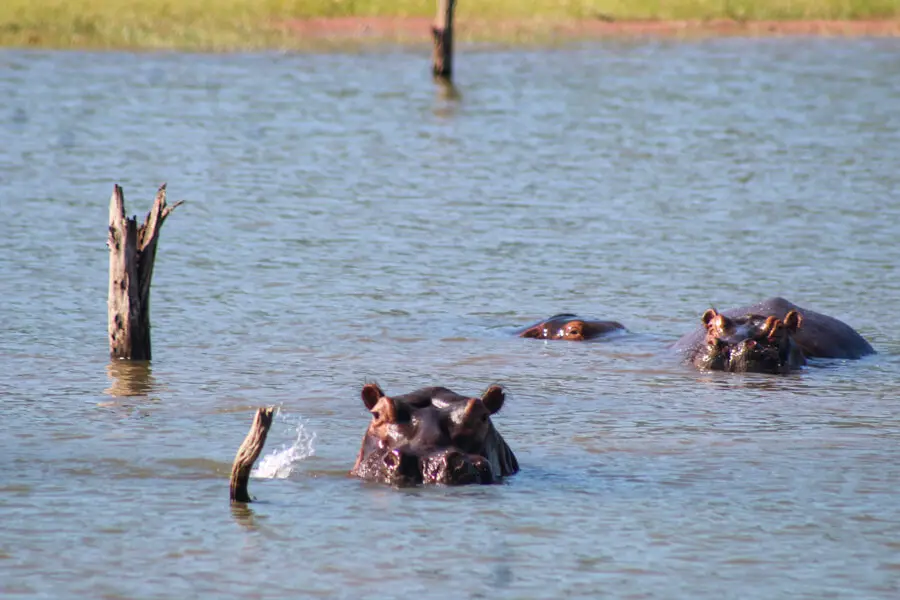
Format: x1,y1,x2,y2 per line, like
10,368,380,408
252,409,316,479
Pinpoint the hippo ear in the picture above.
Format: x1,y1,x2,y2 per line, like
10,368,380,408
704,313,730,334
372,396,398,423
784,310,803,332
361,383,385,411
701,309,718,327
761,316,778,337
481,385,505,415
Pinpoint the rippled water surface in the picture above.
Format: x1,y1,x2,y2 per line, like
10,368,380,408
2,41,900,599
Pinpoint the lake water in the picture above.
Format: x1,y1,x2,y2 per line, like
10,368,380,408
2,40,899,599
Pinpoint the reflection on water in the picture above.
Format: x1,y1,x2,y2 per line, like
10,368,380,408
230,503,261,531
435,77,462,101
1,41,900,600
433,78,462,119
104,360,157,397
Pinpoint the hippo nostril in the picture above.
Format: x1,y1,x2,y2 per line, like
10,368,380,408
383,449,404,469
445,450,464,463
446,452,477,481
470,456,495,484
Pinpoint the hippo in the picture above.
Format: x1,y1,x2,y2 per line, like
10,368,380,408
518,313,625,341
350,383,519,486
673,297,875,374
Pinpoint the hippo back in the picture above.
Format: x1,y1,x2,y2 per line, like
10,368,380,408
673,297,874,359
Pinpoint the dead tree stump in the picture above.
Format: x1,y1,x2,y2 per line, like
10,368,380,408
432,0,456,80
107,183,183,361
230,407,276,503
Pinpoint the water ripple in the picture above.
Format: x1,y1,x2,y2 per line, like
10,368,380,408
1,41,899,599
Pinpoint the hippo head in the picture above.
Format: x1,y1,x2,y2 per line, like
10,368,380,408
694,309,806,374
350,384,519,486
519,314,624,341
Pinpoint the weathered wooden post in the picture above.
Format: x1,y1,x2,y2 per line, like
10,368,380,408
107,183,182,361
432,0,456,80
230,407,276,503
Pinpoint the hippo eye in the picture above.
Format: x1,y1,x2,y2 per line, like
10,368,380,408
371,411,380,420
480,414,488,423
394,408,411,424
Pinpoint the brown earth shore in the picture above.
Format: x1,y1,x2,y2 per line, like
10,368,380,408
279,17,900,43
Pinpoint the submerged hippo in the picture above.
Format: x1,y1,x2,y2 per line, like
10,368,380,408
673,297,875,374
518,313,625,341
350,383,519,486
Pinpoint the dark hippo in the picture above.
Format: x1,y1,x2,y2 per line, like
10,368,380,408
350,384,519,486
518,313,625,341
673,297,875,374
684,308,807,374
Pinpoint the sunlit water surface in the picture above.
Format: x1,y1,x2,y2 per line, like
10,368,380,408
1,40,899,599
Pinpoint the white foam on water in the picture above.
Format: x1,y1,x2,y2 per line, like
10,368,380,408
251,408,316,479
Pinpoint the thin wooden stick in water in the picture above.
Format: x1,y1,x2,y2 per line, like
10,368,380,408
432,0,455,80
230,407,275,503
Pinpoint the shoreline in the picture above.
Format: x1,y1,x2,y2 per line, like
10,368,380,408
2,17,899,52
280,17,900,43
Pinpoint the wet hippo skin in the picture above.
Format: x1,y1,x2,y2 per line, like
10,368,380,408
518,313,625,341
673,297,875,373
350,384,519,486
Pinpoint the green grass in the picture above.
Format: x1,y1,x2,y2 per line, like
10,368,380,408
2,1,899,50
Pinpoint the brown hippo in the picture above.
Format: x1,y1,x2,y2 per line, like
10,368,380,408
673,297,875,374
350,384,519,486
518,313,625,341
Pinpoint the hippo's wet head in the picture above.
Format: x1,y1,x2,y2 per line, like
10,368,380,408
519,314,624,341
694,309,806,374
350,384,518,486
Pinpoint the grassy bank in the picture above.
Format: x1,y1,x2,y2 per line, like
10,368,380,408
2,1,899,50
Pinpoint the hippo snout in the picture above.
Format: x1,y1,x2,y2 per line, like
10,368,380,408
382,448,423,484
421,449,495,485
728,338,785,373
361,447,496,486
